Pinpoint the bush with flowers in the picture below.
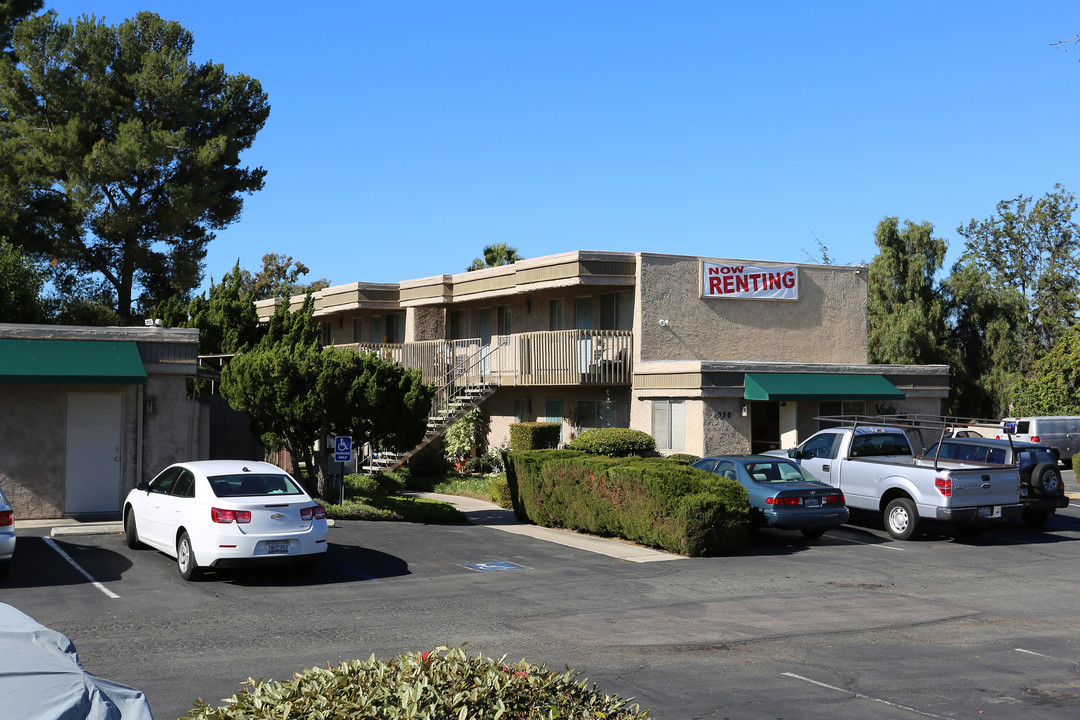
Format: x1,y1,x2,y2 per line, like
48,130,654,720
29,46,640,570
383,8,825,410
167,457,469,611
180,645,649,719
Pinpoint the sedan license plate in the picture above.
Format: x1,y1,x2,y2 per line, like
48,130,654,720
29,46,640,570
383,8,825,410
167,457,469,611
803,497,820,508
267,541,290,555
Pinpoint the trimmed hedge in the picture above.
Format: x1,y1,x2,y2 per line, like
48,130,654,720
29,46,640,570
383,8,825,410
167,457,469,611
509,422,562,450
567,427,656,457
181,646,649,719
505,450,749,556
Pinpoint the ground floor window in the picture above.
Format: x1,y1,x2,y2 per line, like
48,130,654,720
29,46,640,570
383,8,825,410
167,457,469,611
514,398,530,423
545,398,563,442
651,399,685,452
818,400,866,429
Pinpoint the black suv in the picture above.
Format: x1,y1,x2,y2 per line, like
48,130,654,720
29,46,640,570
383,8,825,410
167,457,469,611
924,437,1069,527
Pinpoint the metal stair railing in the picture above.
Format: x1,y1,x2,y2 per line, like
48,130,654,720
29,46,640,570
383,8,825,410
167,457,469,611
361,339,498,473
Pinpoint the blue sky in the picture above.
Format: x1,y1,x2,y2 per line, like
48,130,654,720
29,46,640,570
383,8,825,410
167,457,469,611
49,1,1080,292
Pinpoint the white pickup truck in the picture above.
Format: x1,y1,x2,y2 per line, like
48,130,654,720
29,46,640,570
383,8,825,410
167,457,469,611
773,421,1023,540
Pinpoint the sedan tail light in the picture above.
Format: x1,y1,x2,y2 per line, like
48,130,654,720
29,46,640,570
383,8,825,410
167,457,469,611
301,505,327,521
0,509,12,526
766,496,801,505
823,493,845,505
211,507,251,524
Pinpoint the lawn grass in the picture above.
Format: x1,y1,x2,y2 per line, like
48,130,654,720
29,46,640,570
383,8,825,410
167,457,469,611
319,472,504,523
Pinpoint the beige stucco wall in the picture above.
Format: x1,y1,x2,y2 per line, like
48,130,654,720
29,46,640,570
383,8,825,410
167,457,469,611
634,253,868,364
0,376,202,519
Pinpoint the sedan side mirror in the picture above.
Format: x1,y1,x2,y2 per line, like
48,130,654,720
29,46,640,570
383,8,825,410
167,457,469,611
136,482,149,492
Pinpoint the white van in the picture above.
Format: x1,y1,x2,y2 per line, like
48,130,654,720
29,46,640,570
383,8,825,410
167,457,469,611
1000,416,1080,463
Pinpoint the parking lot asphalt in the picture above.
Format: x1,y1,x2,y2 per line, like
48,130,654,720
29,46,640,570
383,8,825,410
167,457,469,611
6,486,1080,719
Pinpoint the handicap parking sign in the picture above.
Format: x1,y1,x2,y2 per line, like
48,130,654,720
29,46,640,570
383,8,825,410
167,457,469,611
333,436,352,462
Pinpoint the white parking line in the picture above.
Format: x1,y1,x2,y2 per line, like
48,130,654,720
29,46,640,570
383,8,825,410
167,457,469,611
782,672,947,718
43,537,120,599
1016,648,1070,661
828,535,906,550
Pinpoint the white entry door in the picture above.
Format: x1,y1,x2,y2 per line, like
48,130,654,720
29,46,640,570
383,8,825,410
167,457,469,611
65,393,123,514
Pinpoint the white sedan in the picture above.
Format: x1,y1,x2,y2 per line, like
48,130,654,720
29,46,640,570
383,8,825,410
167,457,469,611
123,460,328,580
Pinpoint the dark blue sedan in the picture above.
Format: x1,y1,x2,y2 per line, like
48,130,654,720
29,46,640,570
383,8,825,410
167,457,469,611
693,455,849,539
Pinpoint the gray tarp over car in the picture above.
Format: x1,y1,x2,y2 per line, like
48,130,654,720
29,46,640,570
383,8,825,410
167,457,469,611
0,603,154,720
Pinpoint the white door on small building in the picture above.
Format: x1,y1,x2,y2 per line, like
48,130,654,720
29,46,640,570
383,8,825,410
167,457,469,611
65,393,123,514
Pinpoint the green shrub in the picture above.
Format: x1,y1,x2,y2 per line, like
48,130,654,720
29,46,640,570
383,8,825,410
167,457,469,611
344,470,408,496
666,453,700,465
490,474,512,508
567,427,657,457
344,473,381,495
509,422,562,450
181,646,649,720
464,455,494,474
1072,453,1080,480
505,450,749,556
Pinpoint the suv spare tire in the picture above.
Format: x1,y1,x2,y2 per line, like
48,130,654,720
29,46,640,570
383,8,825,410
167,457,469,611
1030,462,1062,497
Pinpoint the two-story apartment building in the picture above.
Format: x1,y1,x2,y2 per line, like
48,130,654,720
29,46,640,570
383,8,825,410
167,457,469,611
256,250,947,462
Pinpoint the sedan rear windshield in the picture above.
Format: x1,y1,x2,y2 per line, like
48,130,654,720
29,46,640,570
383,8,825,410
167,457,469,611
208,473,305,498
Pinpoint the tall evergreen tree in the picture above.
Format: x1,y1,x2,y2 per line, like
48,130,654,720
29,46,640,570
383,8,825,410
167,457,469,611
955,185,1080,375
0,11,269,319
867,217,948,366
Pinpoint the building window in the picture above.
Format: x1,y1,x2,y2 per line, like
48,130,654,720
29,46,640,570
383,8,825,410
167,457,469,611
575,400,599,430
514,397,530,423
387,312,406,343
545,398,563,442
449,310,468,340
652,399,685,451
819,401,865,429
352,318,363,343
320,322,332,346
497,304,512,336
370,316,384,344
549,299,566,330
599,290,633,330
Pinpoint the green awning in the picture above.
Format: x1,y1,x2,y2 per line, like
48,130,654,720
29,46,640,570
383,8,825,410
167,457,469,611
743,372,904,401
0,339,147,385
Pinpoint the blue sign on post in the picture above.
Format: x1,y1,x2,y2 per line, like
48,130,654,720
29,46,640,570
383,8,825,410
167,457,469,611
333,436,352,462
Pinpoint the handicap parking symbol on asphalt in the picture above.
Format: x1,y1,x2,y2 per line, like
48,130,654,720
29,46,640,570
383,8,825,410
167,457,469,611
462,561,528,572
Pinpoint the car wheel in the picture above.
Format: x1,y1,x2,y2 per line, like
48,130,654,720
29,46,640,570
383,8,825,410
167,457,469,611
884,497,920,541
176,531,203,581
1022,507,1054,528
800,527,827,540
1030,462,1062,497
124,508,142,549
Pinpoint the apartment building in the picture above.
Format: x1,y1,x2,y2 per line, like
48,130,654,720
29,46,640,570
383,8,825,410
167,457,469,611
256,250,948,461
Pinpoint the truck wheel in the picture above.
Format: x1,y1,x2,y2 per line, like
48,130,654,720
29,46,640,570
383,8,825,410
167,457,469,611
1022,508,1054,528
885,498,920,541
1030,463,1062,497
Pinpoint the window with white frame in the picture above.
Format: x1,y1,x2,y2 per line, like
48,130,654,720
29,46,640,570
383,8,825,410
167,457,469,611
651,399,685,451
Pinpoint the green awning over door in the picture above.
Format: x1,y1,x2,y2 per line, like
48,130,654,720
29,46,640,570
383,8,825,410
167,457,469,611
743,372,904,401
0,339,147,384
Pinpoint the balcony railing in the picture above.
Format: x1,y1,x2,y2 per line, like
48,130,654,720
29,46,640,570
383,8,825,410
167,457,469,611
337,330,632,387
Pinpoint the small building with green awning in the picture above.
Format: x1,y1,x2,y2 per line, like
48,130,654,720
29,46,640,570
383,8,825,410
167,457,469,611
0,325,201,520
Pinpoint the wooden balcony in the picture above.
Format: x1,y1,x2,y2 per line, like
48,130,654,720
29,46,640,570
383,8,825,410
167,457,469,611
334,329,632,387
